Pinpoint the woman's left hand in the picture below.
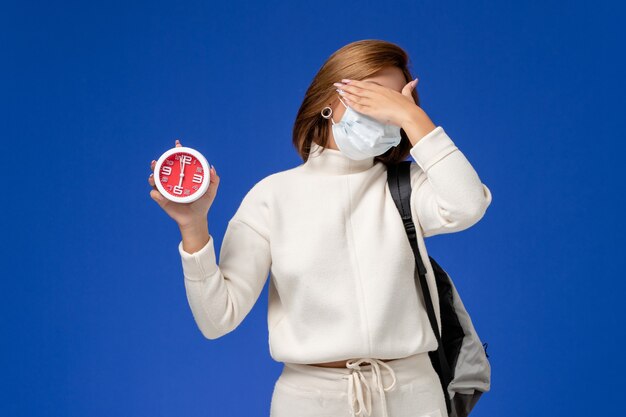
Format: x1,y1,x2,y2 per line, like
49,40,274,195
334,78,430,129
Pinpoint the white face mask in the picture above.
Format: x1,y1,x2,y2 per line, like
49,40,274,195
329,96,403,160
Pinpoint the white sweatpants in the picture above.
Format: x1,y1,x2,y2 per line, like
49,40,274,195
270,351,448,417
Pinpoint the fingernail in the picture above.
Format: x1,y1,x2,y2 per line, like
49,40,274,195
150,173,153,177
341,79,352,83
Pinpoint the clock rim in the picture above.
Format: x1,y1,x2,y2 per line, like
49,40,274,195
153,146,211,204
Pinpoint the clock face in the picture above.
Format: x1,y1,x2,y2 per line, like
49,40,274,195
154,146,210,203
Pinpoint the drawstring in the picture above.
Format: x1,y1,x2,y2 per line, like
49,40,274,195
341,358,398,417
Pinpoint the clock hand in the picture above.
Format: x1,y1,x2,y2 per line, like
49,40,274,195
178,156,185,187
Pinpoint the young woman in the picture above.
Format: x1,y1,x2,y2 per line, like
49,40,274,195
148,39,492,417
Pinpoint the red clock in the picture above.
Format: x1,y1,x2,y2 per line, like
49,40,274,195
153,146,211,203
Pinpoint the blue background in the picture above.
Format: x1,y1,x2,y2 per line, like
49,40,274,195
2,1,624,416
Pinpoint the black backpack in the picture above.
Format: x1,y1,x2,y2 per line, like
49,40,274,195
387,161,491,417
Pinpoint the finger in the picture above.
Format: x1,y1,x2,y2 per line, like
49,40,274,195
150,189,169,207
343,97,370,113
401,79,418,96
204,165,220,200
338,90,372,106
340,79,380,92
175,139,182,147
337,82,375,99
150,159,156,172
148,172,156,189
209,165,219,184
343,79,390,97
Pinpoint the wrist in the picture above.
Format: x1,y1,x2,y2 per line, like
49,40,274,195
179,218,210,254
178,217,208,232
401,106,436,146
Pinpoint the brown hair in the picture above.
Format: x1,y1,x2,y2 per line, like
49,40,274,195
292,39,420,166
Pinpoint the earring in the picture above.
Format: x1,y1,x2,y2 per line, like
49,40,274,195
320,106,333,119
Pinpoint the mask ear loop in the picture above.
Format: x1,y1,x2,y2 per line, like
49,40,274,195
337,95,349,110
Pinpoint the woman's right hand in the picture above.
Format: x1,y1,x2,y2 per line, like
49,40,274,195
148,139,220,228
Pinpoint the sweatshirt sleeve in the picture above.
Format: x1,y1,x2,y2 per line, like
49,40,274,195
408,126,493,238
177,180,272,339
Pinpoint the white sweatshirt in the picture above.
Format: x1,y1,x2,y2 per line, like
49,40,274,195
178,126,492,364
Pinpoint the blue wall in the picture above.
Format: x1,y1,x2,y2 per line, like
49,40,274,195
2,1,623,416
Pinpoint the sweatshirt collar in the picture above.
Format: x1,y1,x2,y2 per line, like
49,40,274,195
303,142,376,175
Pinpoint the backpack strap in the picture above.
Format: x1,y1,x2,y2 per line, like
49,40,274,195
387,161,452,413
